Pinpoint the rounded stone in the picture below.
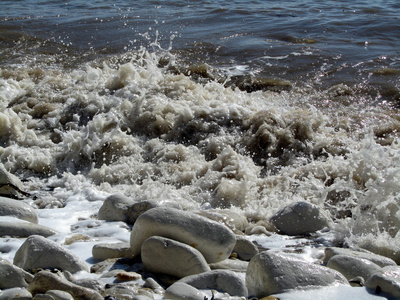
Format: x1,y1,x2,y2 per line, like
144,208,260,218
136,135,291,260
326,254,382,281
0,287,32,300
130,207,236,263
0,259,33,289
324,247,397,267
246,251,349,298
98,194,135,222
178,270,248,298
164,282,204,300
141,236,210,278
0,196,38,223
365,266,400,299
46,290,74,300
14,235,88,273
233,235,259,261
0,220,57,237
92,242,132,261
270,201,332,235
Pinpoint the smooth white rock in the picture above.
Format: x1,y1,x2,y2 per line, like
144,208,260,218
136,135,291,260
0,287,32,300
164,282,205,300
0,219,57,237
324,247,397,267
246,251,349,298
98,194,135,223
28,271,103,300
130,207,236,263
14,235,89,273
92,242,132,261
209,258,248,272
233,235,259,261
196,209,249,233
0,196,38,223
0,259,33,289
365,266,400,299
178,270,248,298
326,254,382,281
270,201,332,235
141,236,210,278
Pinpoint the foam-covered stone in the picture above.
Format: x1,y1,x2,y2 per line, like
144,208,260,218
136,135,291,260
0,259,33,289
130,207,236,263
92,242,132,260
365,266,400,299
178,270,248,298
0,196,38,223
141,236,210,278
28,271,102,300
324,247,397,267
233,235,259,260
246,251,349,298
326,254,382,281
0,220,57,237
98,194,135,222
270,201,332,235
164,282,204,300
14,235,88,273
0,287,32,300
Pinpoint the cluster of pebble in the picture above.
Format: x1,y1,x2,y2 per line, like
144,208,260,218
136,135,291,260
0,166,400,299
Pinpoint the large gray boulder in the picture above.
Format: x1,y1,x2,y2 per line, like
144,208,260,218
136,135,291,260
0,220,57,237
130,207,236,263
365,266,400,299
178,270,248,298
14,235,89,273
246,251,349,298
270,201,332,235
0,196,38,223
141,236,210,278
0,259,33,289
326,254,382,281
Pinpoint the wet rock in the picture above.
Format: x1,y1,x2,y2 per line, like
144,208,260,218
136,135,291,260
178,270,248,298
233,235,259,261
0,258,33,289
92,242,132,261
196,209,249,233
0,196,38,223
143,277,164,293
230,75,292,93
209,258,248,272
0,287,32,300
246,251,349,298
0,219,57,237
98,194,135,223
324,247,397,267
326,254,382,281
45,290,74,300
270,201,332,235
0,164,30,199
28,270,103,300
365,266,400,299
14,235,89,273
130,207,236,263
141,236,210,278
104,284,154,300
164,282,204,300
64,272,105,295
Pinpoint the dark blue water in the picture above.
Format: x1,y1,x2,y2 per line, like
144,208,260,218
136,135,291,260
1,0,399,99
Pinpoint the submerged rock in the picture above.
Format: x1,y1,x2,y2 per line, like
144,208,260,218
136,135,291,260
270,201,332,235
14,235,88,273
246,251,349,298
365,266,400,299
141,236,210,278
0,196,38,223
130,207,236,263
178,270,248,298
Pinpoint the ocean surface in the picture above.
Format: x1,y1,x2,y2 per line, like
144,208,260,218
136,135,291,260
0,0,399,264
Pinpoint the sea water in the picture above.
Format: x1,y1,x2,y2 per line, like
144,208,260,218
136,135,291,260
0,0,399,288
